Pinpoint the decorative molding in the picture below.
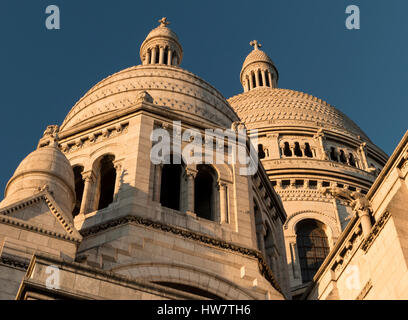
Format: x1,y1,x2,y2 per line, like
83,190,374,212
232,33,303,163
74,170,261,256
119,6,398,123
79,215,284,295
356,280,372,300
0,193,82,243
61,122,129,154
0,256,29,270
361,211,391,252
330,225,363,274
283,210,337,230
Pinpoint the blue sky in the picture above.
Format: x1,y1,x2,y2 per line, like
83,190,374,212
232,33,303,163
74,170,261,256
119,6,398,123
0,0,407,191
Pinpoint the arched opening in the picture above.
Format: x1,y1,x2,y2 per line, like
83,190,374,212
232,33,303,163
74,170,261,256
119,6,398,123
349,153,356,167
283,142,292,157
339,150,347,163
294,142,303,157
97,155,116,210
265,71,270,87
163,47,169,65
296,219,330,283
258,71,263,86
251,72,256,88
258,144,266,159
194,164,217,221
329,147,338,162
304,143,313,158
155,46,160,64
72,165,84,217
253,201,264,252
160,157,184,211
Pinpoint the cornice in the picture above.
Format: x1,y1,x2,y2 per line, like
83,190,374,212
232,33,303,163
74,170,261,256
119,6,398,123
79,215,284,295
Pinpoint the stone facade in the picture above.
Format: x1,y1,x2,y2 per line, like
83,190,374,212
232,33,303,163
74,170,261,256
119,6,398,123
304,131,408,299
0,18,289,300
228,44,388,297
0,18,407,301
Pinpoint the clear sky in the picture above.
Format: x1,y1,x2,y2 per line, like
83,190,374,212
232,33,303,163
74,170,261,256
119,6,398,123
0,0,407,192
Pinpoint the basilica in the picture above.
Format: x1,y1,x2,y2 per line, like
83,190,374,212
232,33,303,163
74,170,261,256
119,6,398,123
0,18,407,300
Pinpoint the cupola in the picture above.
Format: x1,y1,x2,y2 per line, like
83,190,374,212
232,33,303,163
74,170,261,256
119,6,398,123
240,40,279,92
140,17,183,66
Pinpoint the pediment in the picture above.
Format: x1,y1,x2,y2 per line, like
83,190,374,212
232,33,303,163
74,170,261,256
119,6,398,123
0,191,82,243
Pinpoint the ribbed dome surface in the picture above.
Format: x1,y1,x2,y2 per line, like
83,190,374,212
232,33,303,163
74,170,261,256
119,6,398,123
228,87,370,140
60,65,239,131
242,49,274,71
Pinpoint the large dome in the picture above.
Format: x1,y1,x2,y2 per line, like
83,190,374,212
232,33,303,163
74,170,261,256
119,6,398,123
60,65,239,132
228,87,370,141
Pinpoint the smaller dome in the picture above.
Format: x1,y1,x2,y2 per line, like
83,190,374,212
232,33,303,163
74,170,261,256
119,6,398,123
1,145,75,216
140,18,183,67
242,48,274,72
144,22,179,43
240,40,279,92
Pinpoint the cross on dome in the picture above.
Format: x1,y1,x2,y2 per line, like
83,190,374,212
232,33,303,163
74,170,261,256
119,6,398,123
250,40,262,50
158,17,170,27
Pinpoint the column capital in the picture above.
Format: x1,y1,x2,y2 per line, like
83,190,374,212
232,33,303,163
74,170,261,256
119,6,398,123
81,170,95,183
185,168,197,179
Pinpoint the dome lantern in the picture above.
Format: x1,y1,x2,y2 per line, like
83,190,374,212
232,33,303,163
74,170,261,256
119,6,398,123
240,40,279,92
140,17,183,67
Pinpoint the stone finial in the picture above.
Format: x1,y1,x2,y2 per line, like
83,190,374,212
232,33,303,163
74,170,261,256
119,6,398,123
158,17,170,27
38,125,60,149
250,40,262,50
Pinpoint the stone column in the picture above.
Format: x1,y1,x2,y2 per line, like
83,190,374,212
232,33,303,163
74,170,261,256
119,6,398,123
261,70,267,87
358,210,372,238
159,46,165,64
255,70,260,87
314,129,329,160
153,164,163,202
167,50,173,65
186,169,197,214
145,50,151,65
249,74,254,90
218,183,228,223
359,142,369,170
268,72,273,88
151,47,157,64
113,162,122,202
80,171,95,215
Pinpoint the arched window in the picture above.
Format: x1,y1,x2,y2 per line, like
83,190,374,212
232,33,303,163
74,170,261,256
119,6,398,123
296,219,330,283
155,46,160,64
72,165,84,217
97,155,116,210
160,157,184,211
258,144,266,159
251,73,256,88
258,71,263,86
304,143,313,158
265,71,270,87
194,164,217,221
329,147,338,162
349,153,356,167
163,47,169,65
294,142,303,157
283,142,292,157
339,150,347,163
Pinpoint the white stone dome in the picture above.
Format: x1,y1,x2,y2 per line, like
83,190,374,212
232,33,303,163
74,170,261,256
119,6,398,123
60,64,240,131
228,87,370,141
1,145,75,215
